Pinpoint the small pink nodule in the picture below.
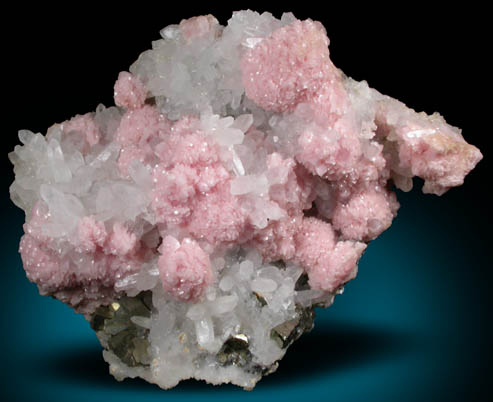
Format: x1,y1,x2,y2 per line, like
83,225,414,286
158,236,213,302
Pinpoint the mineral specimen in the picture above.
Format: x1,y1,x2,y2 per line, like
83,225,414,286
9,10,482,390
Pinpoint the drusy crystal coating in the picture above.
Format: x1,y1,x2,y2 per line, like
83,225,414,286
9,11,481,390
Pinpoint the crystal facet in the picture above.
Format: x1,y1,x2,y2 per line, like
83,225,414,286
9,10,482,390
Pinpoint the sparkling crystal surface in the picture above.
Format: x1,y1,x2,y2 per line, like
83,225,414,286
9,10,482,390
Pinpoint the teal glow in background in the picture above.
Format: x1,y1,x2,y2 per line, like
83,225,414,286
1,185,490,402
4,4,490,401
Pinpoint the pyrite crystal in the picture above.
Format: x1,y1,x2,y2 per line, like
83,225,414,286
10,11,481,389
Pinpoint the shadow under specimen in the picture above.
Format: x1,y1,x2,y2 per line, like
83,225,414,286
37,319,416,392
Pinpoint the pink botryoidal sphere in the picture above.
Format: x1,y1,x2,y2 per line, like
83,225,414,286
10,10,482,390
158,236,213,302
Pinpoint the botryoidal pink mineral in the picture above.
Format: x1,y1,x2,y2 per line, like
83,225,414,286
9,11,482,389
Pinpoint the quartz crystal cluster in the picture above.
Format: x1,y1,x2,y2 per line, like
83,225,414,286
9,11,482,390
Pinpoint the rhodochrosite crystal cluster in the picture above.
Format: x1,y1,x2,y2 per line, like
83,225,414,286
10,11,482,390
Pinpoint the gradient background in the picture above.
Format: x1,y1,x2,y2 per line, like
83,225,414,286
3,3,491,402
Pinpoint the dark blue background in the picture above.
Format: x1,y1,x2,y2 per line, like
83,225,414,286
3,3,490,402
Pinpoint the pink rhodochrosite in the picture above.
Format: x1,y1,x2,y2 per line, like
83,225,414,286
9,11,482,390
